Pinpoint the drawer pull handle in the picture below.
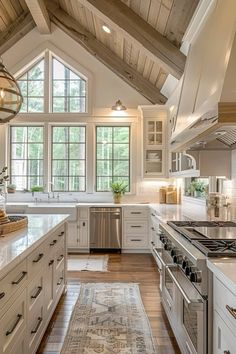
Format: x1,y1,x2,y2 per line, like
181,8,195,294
50,240,57,246
6,314,22,336
49,259,54,266
31,286,42,299
57,276,64,285
0,292,5,299
151,227,155,230
33,253,44,263
12,271,27,285
131,212,141,214
31,317,43,334
131,225,142,228
59,231,64,237
226,305,236,319
57,254,64,262
131,239,141,242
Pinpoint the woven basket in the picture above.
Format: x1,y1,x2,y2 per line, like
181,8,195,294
0,216,28,236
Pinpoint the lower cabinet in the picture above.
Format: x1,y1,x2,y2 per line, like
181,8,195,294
0,223,67,354
122,207,149,250
67,208,89,252
213,310,236,354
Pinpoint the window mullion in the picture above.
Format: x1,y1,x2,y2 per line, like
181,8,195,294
44,50,50,113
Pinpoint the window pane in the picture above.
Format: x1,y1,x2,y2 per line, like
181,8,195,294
11,160,27,175
28,98,44,112
70,81,82,96
20,100,27,112
53,80,66,96
53,59,65,79
29,176,43,189
28,127,43,142
52,160,68,176
97,160,112,176
70,98,80,112
28,160,43,176
69,143,85,159
114,144,129,159
28,143,43,159
96,177,112,191
28,60,44,80
113,160,129,176
113,127,129,142
53,127,68,142
69,160,85,176
11,144,27,159
28,81,44,96
69,127,85,142
18,81,27,96
69,176,85,191
97,143,112,159
96,127,112,143
53,97,66,112
53,176,67,191
52,144,68,159
11,176,27,190
11,127,27,142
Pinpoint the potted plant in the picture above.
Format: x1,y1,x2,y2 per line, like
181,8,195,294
110,181,128,204
190,180,206,198
30,185,44,196
7,183,16,193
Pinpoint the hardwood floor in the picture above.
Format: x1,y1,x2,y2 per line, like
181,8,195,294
37,253,181,354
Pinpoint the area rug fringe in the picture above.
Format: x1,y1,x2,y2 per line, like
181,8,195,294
61,282,157,354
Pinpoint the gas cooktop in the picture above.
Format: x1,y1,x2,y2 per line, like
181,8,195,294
167,220,236,257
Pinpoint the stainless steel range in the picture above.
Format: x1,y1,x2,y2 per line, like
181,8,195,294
152,220,236,354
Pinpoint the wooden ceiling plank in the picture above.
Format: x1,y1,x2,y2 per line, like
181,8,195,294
79,0,186,79
0,16,6,31
148,0,161,28
9,0,25,15
0,12,35,55
46,2,167,104
25,0,51,34
0,1,12,25
139,0,151,22
1,0,18,21
156,3,171,35
18,0,29,12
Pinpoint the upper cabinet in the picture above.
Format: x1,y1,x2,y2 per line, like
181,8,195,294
139,106,168,178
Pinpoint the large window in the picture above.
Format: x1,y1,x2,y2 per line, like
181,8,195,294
17,52,88,114
51,126,86,191
52,58,86,113
96,126,130,191
10,126,44,190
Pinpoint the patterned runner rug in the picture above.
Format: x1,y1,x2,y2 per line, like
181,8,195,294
61,283,157,354
67,255,109,271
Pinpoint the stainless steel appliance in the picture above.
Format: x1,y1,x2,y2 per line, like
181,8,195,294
90,207,122,250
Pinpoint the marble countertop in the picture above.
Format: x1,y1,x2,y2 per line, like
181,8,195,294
0,214,69,279
207,259,236,295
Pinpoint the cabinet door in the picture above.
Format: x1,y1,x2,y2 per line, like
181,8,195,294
213,310,236,354
78,220,89,248
144,149,163,175
146,119,163,146
67,222,78,248
44,258,55,319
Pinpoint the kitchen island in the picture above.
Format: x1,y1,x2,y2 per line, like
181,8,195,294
0,214,68,354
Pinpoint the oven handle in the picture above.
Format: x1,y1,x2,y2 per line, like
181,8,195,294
166,265,204,311
153,247,166,267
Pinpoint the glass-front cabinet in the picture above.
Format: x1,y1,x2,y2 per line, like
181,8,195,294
142,113,167,178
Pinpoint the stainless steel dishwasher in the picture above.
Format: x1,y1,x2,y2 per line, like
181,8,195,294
90,207,122,251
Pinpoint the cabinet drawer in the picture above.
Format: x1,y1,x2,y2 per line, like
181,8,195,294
123,207,148,219
55,247,65,270
0,260,27,312
0,289,26,354
214,277,236,332
124,221,148,234
124,236,148,249
213,310,236,354
7,329,26,354
55,261,65,300
28,303,44,354
45,228,64,255
27,242,46,277
27,273,44,314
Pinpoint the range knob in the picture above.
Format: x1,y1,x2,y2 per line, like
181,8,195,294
182,258,189,270
159,234,165,243
173,254,183,264
164,242,171,251
185,266,191,276
170,248,177,257
190,271,202,283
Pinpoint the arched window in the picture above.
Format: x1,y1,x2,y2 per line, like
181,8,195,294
17,52,88,114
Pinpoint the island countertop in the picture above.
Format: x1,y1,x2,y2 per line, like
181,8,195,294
0,214,69,279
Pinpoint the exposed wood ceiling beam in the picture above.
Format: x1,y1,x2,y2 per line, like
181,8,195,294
79,0,186,79
0,12,35,55
25,0,51,34
46,2,167,104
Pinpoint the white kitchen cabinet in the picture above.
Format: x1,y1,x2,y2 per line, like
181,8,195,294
213,310,236,354
139,106,168,179
68,207,89,252
0,222,67,354
122,206,149,251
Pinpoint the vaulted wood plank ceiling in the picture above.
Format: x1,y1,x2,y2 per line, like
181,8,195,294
0,0,199,104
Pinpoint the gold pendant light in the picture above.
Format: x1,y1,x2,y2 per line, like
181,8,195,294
0,60,23,124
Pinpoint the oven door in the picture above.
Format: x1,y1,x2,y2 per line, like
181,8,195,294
152,247,173,293
166,266,207,354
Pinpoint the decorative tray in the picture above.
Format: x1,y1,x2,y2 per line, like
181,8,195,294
0,216,28,236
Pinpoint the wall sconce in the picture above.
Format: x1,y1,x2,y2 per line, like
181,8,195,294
0,59,23,124
111,99,127,111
